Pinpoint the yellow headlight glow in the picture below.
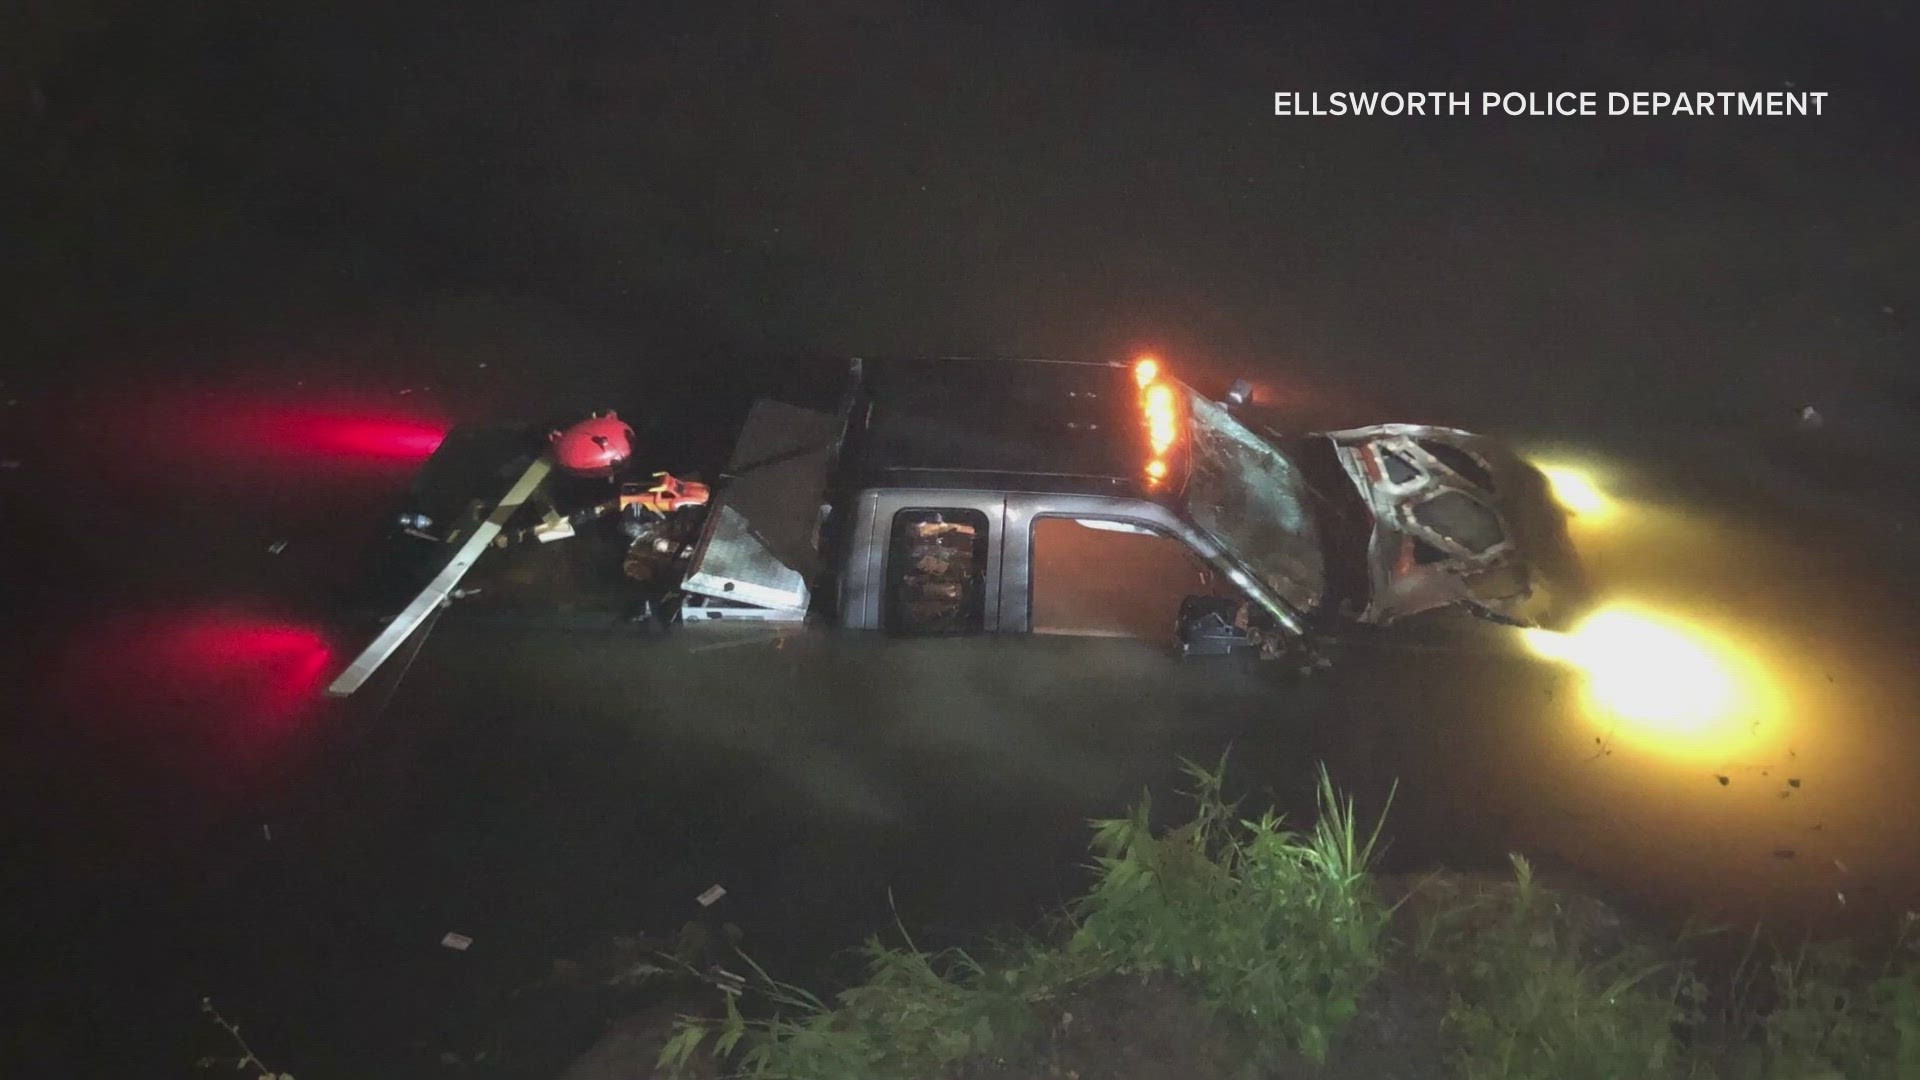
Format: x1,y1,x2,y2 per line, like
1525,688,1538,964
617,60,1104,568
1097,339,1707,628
1539,465,1614,523
1523,605,1776,753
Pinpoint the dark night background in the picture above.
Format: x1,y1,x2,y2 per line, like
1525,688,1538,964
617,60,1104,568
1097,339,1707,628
3,1,1917,1077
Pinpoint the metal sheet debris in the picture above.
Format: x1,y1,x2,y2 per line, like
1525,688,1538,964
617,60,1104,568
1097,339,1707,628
533,512,577,543
267,539,288,554
696,884,727,907
441,931,474,951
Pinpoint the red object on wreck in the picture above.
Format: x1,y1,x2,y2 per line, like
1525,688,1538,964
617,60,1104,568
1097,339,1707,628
550,410,635,476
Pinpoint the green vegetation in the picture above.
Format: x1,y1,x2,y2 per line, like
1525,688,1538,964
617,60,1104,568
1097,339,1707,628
1067,760,1390,1065
1413,853,1701,1080
656,759,1920,1080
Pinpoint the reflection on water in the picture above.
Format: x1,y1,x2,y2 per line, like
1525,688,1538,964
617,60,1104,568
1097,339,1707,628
52,607,335,762
1523,604,1783,760
1494,457,1920,927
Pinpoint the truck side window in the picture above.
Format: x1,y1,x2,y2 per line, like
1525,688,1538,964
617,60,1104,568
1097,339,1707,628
1029,517,1228,642
885,508,990,635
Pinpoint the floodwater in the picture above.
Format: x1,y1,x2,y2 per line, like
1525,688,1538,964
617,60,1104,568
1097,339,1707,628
4,375,1917,1077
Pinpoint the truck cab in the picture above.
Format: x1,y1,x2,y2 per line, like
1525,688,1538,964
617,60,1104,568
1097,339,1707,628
675,356,1316,650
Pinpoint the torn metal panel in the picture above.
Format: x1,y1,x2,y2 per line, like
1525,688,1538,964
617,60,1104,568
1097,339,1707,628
1324,424,1590,628
681,399,842,613
681,595,807,623
682,502,813,611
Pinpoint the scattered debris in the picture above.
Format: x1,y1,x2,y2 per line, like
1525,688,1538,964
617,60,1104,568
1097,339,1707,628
1838,891,1847,907
1773,848,1796,860
398,388,414,396
533,512,577,543
696,884,727,907
261,824,272,841
710,965,747,996
441,931,474,951
0,459,21,470
267,539,288,555
450,587,482,599
1834,858,1850,874
199,997,291,1078
608,958,668,987
1788,777,1801,788
1715,774,1730,786
1796,405,1823,430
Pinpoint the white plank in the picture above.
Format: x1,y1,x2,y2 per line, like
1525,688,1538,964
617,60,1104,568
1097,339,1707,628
325,454,553,697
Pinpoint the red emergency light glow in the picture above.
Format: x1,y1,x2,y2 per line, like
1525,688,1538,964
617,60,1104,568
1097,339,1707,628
127,394,452,477
294,414,449,461
217,409,448,464
61,611,335,739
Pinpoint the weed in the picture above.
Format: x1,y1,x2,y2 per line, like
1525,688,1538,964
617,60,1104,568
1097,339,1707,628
651,760,1920,1080
657,900,1110,1079
1068,757,1391,1063
1721,913,1920,1079
1424,855,1702,1080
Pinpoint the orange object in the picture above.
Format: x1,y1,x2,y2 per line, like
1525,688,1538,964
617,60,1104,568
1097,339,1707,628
1134,356,1182,484
620,472,711,515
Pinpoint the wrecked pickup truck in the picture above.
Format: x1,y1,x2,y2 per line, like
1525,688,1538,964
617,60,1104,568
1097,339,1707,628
327,356,1587,695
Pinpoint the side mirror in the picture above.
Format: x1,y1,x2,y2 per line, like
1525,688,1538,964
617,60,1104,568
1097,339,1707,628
1175,595,1257,659
1222,378,1254,408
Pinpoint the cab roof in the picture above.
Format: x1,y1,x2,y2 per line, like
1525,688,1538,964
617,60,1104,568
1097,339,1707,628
841,356,1163,495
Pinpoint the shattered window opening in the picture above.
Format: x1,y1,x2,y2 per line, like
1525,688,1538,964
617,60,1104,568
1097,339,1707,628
1412,537,1450,565
1410,490,1506,554
1418,440,1496,492
1381,449,1421,485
